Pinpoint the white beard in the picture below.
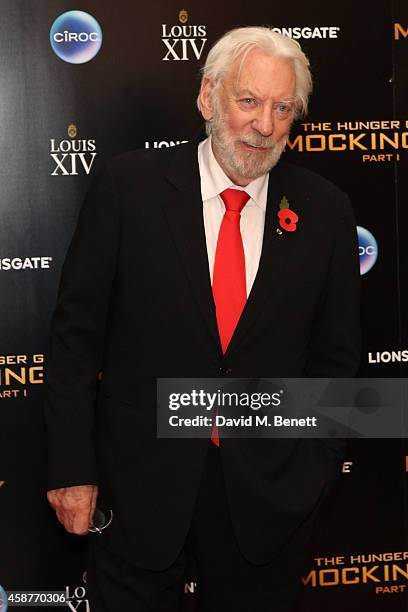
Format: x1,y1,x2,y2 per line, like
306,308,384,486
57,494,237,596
210,113,288,181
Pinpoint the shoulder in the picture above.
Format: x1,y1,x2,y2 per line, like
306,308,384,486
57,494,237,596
278,161,345,198
105,142,192,182
276,161,354,220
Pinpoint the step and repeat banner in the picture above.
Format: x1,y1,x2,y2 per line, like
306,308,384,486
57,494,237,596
0,1,407,610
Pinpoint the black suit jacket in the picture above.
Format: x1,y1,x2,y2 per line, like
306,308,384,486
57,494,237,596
44,139,361,570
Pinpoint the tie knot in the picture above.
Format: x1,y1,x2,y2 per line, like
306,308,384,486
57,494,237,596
220,188,250,213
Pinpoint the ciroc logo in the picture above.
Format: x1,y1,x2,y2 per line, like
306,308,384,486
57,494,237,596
357,226,378,275
0,585,7,612
50,11,102,64
162,10,207,61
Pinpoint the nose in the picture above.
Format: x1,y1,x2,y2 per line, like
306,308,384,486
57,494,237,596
252,105,274,137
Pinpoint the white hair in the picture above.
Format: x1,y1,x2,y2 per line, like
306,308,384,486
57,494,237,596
197,26,312,121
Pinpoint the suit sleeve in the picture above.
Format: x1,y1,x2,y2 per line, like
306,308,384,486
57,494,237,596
44,162,120,491
305,191,361,378
304,191,361,469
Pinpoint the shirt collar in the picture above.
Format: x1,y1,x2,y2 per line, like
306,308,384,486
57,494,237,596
198,136,268,210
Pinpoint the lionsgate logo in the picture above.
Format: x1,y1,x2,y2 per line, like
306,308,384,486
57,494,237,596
144,139,188,148
162,9,207,61
0,257,52,271
50,124,97,176
271,26,340,39
368,350,408,364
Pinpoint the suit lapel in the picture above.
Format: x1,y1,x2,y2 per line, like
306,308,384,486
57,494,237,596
225,163,300,356
161,141,222,353
162,143,303,358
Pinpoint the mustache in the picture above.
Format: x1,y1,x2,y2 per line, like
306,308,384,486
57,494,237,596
238,134,284,149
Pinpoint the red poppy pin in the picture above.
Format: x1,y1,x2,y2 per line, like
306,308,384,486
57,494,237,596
277,196,298,233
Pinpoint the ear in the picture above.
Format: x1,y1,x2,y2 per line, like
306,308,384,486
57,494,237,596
199,77,216,121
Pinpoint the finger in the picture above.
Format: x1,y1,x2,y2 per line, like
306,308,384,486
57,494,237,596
56,509,74,533
55,509,65,526
47,490,62,510
89,487,98,525
91,486,98,510
72,509,91,535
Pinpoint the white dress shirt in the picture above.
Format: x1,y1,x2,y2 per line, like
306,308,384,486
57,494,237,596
197,136,269,296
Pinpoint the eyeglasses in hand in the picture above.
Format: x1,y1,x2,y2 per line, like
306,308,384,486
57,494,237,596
88,508,113,534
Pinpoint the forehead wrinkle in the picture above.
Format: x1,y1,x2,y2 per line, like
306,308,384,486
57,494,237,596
227,54,296,103
232,83,296,105
233,86,264,100
232,45,254,84
225,47,256,94
232,86,296,103
231,69,270,101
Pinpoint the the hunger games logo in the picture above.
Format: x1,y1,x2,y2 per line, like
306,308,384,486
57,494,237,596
0,354,44,399
303,551,408,595
288,119,407,163
394,23,408,39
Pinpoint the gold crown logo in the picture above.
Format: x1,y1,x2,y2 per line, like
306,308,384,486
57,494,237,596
179,9,188,24
68,124,77,138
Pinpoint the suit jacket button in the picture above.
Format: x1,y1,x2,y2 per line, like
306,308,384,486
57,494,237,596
219,367,233,376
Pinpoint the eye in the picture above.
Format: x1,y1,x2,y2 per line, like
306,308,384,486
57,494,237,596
275,102,293,116
240,97,257,107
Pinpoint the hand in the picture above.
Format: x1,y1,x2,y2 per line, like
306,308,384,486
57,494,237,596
47,484,98,535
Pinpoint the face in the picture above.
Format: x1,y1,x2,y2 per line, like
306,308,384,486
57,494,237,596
200,49,297,186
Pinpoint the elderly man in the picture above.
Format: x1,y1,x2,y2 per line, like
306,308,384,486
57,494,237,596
45,26,360,612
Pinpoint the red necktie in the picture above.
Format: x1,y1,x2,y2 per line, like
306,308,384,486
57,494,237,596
211,188,250,445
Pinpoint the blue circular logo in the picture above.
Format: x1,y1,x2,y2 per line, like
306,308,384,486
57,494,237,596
50,11,102,64
357,226,378,275
0,585,8,612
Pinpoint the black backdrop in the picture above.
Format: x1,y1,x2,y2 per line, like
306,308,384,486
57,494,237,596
0,1,407,610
